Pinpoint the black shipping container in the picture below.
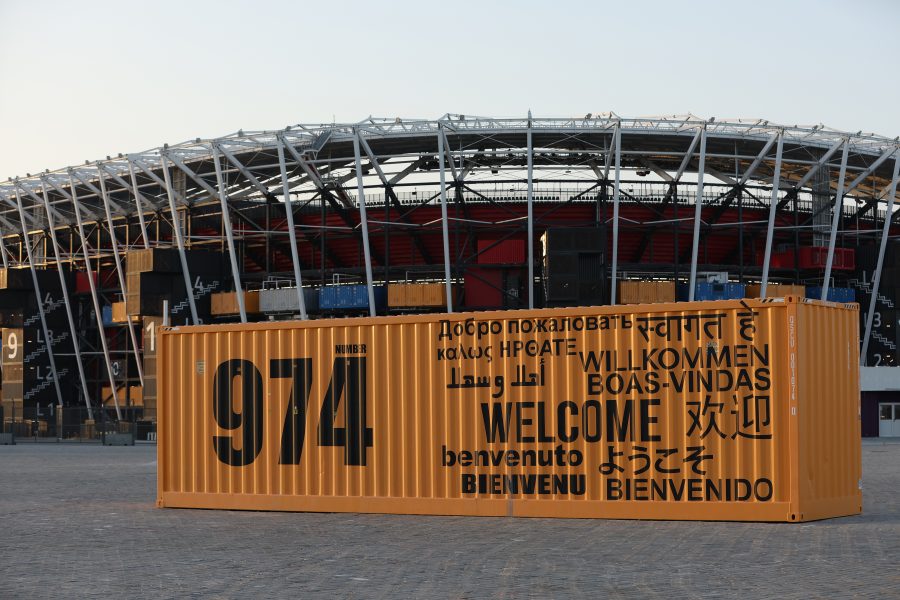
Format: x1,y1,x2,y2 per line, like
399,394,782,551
127,248,226,275
503,272,524,309
165,271,225,324
550,253,579,274
543,227,607,308
856,241,900,272
185,250,227,276
0,268,69,291
543,227,604,254
860,305,898,367
124,253,225,320
1,323,77,414
126,248,183,274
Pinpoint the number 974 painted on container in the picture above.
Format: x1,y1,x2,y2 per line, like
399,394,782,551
212,357,371,467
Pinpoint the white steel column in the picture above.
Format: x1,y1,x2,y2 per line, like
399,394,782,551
821,139,850,301
96,167,146,387
37,180,98,420
437,125,453,312
688,126,708,301
125,160,151,250
526,112,535,309
759,131,785,298
69,173,117,423
12,185,66,411
275,137,308,319
159,154,199,324
0,234,9,269
611,123,622,305
352,128,377,317
211,146,249,322
861,151,900,364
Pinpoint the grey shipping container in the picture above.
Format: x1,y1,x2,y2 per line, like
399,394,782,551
259,288,320,313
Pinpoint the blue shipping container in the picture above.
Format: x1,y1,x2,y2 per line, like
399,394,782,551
678,282,746,301
806,286,856,303
695,283,715,301
319,285,387,311
720,283,746,299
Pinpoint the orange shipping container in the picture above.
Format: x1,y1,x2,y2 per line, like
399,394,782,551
111,301,126,323
101,385,143,407
388,283,449,308
746,283,806,298
110,301,138,323
158,297,861,522
211,291,261,315
619,280,676,304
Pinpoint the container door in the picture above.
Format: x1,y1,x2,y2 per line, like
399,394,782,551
879,403,900,437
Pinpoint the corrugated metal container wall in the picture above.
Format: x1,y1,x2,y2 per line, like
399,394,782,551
211,291,261,316
422,284,448,307
746,284,806,298
618,281,642,304
619,281,676,304
101,385,143,407
477,239,526,264
258,288,319,314
794,300,861,520
679,283,746,301
798,247,855,271
126,248,182,274
388,283,422,307
158,297,861,522
111,301,133,323
319,285,387,311
388,283,449,308
806,287,856,303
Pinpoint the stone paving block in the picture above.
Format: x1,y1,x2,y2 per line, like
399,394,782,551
0,439,897,599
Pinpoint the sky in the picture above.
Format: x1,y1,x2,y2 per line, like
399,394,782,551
1,0,898,181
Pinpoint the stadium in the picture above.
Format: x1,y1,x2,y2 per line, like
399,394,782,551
0,113,898,440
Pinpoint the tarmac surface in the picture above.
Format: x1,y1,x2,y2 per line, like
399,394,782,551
0,439,898,599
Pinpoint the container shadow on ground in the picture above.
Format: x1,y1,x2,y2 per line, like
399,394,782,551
0,440,897,599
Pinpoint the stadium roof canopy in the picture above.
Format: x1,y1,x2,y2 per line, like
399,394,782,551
1,113,898,235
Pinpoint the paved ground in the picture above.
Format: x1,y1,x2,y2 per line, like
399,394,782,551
0,440,897,599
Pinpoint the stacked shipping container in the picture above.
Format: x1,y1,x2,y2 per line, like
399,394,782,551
0,268,78,436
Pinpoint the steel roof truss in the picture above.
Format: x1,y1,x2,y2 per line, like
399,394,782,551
130,158,191,207
66,171,122,219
